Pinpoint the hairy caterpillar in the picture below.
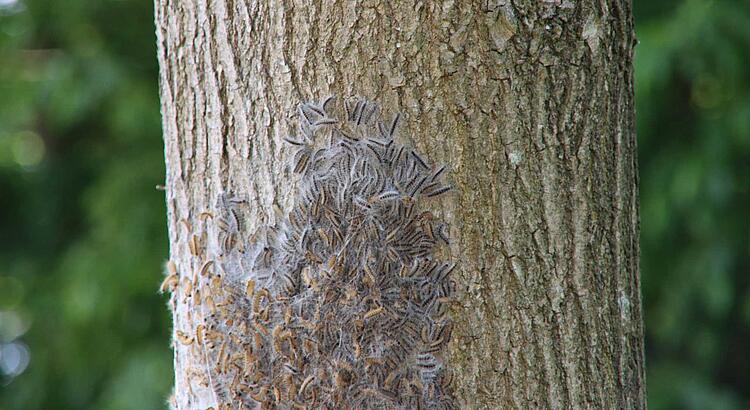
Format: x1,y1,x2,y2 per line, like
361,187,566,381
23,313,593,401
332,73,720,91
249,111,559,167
192,96,456,409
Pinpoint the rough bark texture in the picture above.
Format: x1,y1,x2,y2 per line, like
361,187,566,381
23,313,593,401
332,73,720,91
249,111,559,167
155,0,645,409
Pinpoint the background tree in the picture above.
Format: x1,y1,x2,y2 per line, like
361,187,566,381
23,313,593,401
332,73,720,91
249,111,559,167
1,0,749,409
155,1,644,408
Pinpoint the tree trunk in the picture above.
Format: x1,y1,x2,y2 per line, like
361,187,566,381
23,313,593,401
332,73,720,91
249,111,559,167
155,0,644,409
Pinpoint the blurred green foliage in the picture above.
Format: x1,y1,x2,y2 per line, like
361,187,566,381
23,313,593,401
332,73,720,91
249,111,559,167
636,1,750,409
0,0,748,409
0,0,171,409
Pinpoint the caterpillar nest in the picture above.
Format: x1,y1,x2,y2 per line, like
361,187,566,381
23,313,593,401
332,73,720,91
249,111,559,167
202,97,457,409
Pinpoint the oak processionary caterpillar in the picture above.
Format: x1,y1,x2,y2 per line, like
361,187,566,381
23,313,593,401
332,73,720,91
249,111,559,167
194,96,456,409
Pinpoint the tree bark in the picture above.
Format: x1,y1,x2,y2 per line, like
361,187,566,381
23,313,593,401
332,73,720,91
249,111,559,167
155,0,644,409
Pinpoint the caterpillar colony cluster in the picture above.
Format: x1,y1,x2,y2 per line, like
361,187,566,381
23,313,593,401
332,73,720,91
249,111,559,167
165,97,457,409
